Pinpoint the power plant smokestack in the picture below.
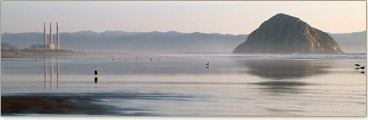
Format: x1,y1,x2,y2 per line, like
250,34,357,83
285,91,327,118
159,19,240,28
44,23,47,45
50,23,53,45
57,22,59,50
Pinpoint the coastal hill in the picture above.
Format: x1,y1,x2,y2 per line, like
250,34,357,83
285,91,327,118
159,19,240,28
1,26,365,54
329,31,366,53
1,31,246,53
233,13,344,54
1,42,19,51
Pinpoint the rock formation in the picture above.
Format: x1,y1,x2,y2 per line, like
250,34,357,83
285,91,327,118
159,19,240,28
233,13,343,54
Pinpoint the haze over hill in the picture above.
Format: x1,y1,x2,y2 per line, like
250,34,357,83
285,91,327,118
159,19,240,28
233,13,344,54
328,31,366,53
1,30,365,53
1,42,18,51
1,31,246,53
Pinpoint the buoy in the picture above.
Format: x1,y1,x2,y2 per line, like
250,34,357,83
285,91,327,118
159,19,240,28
94,70,99,75
150,58,152,61
94,77,98,83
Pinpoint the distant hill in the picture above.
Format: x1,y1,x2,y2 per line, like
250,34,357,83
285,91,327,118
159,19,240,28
1,42,18,51
1,31,246,53
233,13,343,54
1,29,365,54
329,31,366,53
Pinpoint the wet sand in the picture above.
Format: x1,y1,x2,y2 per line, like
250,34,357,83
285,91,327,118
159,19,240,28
2,95,118,115
2,93,154,116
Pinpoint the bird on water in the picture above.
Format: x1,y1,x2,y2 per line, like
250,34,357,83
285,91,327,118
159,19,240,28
206,62,211,66
94,70,99,75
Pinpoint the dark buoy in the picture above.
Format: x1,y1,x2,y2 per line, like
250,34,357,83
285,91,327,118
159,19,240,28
94,77,98,83
35,59,38,62
94,70,99,75
150,58,152,61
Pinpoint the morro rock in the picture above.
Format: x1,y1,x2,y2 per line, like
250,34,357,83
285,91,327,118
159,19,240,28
233,13,343,54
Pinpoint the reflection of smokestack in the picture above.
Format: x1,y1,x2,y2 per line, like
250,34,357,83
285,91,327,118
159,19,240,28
50,58,53,89
57,22,60,50
50,23,53,44
57,57,60,88
44,58,47,89
44,23,47,45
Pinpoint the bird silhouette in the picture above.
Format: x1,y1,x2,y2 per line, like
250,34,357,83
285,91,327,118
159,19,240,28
206,62,211,66
355,64,360,67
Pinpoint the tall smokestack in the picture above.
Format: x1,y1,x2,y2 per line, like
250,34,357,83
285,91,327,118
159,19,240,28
50,23,53,44
57,22,59,50
44,23,47,45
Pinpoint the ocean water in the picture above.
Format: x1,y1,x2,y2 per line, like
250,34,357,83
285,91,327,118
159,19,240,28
1,54,366,116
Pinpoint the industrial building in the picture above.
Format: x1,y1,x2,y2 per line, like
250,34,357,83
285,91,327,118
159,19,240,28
30,22,60,50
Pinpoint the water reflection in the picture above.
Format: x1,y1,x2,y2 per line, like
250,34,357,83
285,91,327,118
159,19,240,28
239,60,331,94
44,58,47,89
57,57,60,88
94,77,99,84
252,81,309,94
241,60,330,80
50,58,53,89
43,57,60,89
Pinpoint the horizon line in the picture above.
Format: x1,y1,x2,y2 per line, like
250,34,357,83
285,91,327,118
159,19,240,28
1,29,367,35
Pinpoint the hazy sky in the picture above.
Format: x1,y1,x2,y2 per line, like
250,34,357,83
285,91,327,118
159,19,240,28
1,1,366,34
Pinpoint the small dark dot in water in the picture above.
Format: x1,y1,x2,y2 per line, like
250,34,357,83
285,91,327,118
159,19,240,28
352,91,354,92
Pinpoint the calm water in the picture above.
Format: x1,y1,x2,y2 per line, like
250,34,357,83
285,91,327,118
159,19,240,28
1,54,366,116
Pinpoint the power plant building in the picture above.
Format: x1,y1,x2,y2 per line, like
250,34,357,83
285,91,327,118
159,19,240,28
31,22,60,50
